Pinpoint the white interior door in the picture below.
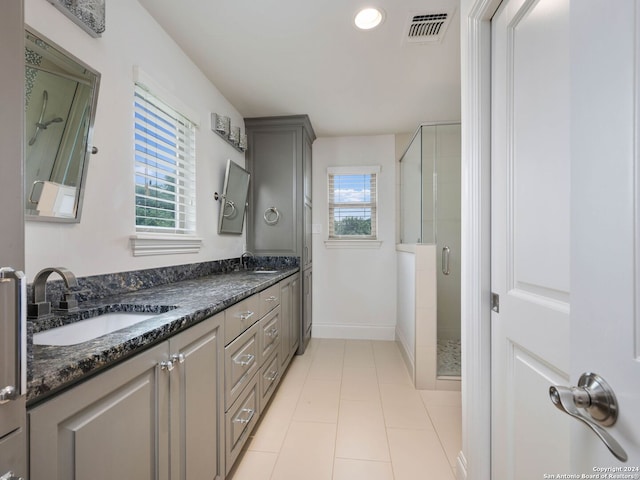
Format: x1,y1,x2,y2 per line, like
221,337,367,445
570,0,640,470
492,0,640,476
491,0,572,477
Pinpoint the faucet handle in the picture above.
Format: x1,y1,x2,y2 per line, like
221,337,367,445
27,301,51,319
58,292,78,311
57,288,89,312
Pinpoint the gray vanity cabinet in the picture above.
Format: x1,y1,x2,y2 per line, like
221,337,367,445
29,313,224,480
29,342,170,480
280,272,300,368
168,314,225,480
245,115,315,353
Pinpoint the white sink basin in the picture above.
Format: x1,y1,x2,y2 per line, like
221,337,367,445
33,312,160,346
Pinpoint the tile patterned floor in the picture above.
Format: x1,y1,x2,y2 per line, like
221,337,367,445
228,339,462,480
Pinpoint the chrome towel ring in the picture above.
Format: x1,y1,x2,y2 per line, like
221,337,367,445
264,207,280,225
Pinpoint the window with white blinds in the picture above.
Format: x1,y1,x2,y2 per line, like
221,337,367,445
134,84,196,234
328,166,379,240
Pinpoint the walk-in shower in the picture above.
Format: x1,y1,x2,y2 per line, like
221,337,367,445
396,123,461,390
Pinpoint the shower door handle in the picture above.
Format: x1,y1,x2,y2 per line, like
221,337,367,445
442,246,451,275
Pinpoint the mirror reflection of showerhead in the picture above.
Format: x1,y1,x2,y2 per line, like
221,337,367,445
28,89,65,145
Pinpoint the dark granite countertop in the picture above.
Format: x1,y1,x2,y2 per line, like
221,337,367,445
27,267,298,405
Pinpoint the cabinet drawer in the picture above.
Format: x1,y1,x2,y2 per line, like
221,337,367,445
224,294,260,345
225,374,259,474
259,306,281,362
259,284,280,317
260,350,280,411
224,322,259,409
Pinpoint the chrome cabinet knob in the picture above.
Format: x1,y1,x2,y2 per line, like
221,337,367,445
0,471,23,480
160,360,174,372
549,372,627,462
171,353,185,364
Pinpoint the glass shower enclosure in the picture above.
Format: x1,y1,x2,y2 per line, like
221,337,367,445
400,123,461,378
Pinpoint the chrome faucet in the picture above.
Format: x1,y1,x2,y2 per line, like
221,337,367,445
240,251,254,270
28,267,79,319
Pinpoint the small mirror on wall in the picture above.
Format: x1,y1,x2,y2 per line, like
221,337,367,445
25,28,100,222
218,159,250,234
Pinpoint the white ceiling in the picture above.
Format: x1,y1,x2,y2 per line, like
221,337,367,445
137,0,461,137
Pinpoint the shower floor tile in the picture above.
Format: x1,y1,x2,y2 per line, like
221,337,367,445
437,339,461,377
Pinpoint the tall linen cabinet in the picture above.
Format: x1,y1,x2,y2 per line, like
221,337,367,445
245,115,315,353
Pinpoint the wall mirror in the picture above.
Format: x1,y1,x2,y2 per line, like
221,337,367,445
218,159,250,234
25,29,100,222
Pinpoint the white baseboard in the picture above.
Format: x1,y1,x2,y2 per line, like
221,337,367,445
395,327,415,383
312,324,395,340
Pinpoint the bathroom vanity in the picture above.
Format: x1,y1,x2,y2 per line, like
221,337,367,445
27,265,300,480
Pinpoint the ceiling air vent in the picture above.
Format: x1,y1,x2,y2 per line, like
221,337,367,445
404,11,453,44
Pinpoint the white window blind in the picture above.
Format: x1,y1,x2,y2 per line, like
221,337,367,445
328,166,379,240
134,84,196,234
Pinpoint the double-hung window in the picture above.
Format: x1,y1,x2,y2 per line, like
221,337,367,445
327,166,380,240
134,83,196,234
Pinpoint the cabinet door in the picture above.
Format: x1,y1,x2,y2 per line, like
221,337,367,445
303,201,312,267
259,306,281,362
280,277,292,367
302,268,312,349
249,129,299,256
291,274,301,356
303,133,313,205
29,343,169,480
169,313,224,480
224,322,260,409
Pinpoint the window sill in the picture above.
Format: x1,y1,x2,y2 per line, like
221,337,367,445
130,234,203,256
324,239,383,249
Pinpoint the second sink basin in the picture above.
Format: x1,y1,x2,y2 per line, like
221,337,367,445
33,311,164,346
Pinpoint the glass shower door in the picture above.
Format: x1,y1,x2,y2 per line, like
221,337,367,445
434,124,461,377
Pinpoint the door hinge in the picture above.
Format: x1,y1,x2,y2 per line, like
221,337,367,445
491,292,500,313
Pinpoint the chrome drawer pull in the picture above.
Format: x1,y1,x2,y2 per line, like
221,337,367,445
265,296,278,302
233,353,255,367
265,327,279,338
266,371,279,382
233,407,256,425
238,311,255,321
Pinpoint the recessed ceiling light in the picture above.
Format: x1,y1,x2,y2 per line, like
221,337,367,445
354,7,385,30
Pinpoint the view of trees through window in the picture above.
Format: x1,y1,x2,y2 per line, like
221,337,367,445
134,85,196,234
333,211,372,236
329,172,377,239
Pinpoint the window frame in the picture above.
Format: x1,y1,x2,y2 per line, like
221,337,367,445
130,68,202,256
326,165,381,246
133,84,197,235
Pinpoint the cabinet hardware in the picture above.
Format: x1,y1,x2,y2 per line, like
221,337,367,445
0,386,17,405
233,408,255,425
160,360,174,372
233,354,255,367
265,327,279,338
171,353,185,364
238,311,254,321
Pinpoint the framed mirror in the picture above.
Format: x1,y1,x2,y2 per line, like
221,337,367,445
25,29,100,222
218,159,250,234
